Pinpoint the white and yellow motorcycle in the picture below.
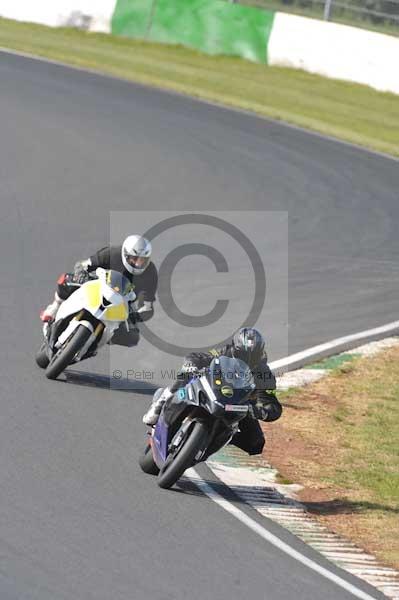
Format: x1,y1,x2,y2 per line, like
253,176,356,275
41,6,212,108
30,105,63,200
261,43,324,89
36,268,136,380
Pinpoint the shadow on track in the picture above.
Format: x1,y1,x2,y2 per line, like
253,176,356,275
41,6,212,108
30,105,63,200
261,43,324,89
64,369,158,395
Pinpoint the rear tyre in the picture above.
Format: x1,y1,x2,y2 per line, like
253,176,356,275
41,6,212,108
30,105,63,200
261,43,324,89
157,421,208,490
35,342,50,369
45,325,91,380
139,443,160,475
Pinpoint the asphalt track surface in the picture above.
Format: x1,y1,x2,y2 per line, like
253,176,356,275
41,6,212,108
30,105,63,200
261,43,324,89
1,51,398,600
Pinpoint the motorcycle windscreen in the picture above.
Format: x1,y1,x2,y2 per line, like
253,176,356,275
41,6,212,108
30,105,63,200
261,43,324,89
104,270,133,296
102,270,131,321
208,356,254,403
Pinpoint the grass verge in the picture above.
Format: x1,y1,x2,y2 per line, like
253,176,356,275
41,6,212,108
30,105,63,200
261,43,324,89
264,346,399,569
1,17,399,157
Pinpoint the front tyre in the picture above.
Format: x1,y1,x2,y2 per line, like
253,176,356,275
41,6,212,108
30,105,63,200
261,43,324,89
157,421,208,490
36,342,50,369
139,442,160,475
45,325,91,380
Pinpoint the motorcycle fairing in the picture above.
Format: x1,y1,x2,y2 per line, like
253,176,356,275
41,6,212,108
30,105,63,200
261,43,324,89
149,356,256,474
56,280,128,323
152,414,170,465
152,415,197,469
162,380,202,426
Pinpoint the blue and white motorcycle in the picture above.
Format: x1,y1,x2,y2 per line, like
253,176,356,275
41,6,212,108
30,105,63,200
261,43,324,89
139,355,255,489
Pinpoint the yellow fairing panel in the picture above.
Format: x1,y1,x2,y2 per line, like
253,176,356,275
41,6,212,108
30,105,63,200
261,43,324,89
84,281,101,309
104,304,128,321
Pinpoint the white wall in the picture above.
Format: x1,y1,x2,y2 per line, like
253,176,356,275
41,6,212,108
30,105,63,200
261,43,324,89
268,13,399,95
0,0,117,32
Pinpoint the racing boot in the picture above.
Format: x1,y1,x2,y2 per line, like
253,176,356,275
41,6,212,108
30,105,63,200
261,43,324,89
142,387,173,426
40,292,63,322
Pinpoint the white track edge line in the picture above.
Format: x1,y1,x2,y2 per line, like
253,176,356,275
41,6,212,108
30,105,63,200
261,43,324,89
270,320,399,372
187,468,381,600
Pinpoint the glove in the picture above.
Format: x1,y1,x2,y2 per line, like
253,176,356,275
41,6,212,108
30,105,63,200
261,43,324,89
73,259,91,284
125,303,141,333
74,269,90,285
181,361,200,375
249,402,270,421
132,312,142,324
134,301,154,323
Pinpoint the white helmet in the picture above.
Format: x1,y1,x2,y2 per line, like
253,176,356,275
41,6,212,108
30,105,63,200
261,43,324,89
122,235,152,275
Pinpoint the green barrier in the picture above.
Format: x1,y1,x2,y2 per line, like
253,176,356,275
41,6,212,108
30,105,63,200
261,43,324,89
112,0,154,39
112,0,275,64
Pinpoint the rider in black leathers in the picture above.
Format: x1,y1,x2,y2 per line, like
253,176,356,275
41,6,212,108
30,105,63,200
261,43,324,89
143,328,282,455
40,235,157,347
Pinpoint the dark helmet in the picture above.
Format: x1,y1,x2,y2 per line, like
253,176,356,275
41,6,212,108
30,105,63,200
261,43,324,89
232,327,265,369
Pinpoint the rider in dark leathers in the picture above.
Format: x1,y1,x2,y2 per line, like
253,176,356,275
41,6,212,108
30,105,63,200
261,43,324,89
143,328,282,455
40,235,157,347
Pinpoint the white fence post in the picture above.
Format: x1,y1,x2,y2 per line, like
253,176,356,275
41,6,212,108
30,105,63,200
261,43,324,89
323,0,333,20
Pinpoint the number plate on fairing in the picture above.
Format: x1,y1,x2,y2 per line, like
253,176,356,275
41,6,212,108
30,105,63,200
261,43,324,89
224,405,248,413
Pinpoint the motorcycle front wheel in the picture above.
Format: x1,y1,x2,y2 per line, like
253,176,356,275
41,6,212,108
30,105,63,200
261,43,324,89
45,325,91,380
139,442,160,475
157,421,208,490
35,341,50,369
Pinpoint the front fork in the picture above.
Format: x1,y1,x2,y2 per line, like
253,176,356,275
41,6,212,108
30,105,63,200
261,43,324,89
43,309,85,353
44,311,104,361
75,321,104,360
171,417,214,464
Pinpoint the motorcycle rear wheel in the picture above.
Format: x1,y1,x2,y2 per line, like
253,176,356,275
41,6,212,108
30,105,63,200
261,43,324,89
45,325,91,380
157,421,208,490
